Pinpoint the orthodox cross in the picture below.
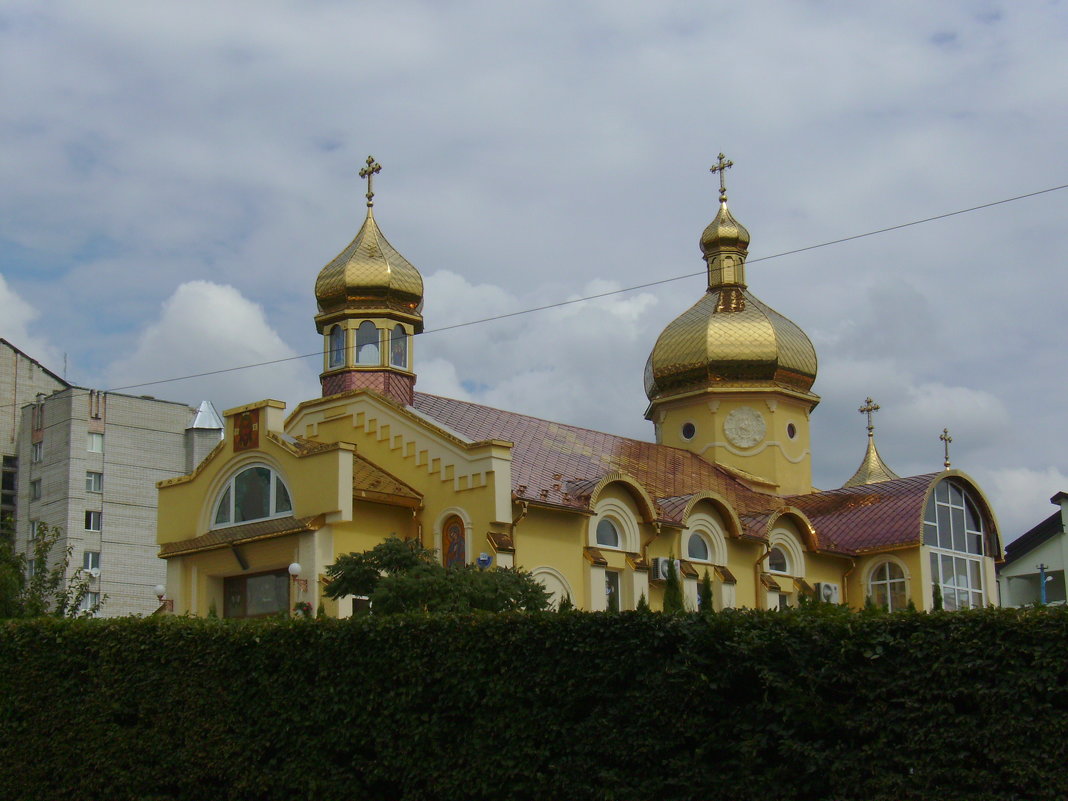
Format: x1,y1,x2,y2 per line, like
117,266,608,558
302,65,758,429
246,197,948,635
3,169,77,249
359,156,382,208
709,152,734,203
940,428,953,469
859,397,880,436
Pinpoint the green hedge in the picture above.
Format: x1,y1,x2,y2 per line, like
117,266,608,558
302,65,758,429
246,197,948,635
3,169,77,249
1,605,1066,801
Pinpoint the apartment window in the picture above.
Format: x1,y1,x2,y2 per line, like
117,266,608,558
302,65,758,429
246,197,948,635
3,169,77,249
79,592,101,616
31,442,43,463
29,520,41,540
87,432,104,453
84,510,101,531
26,559,35,578
83,551,101,571
86,471,103,493
30,480,41,500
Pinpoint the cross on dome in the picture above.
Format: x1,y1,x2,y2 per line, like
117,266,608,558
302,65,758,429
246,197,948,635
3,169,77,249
359,156,382,208
709,152,734,203
859,397,881,435
940,428,953,469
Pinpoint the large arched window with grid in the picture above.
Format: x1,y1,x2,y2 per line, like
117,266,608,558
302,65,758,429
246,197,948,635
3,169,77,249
924,480,987,609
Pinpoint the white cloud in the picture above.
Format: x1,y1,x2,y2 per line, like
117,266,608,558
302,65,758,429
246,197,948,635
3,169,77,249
0,273,62,370
105,281,318,412
977,467,1068,545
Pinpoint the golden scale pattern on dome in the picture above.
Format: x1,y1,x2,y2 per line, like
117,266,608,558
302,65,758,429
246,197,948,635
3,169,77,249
645,154,817,401
315,156,424,319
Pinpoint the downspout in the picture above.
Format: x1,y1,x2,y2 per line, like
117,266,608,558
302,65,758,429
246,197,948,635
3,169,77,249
641,521,661,563
842,557,857,607
754,542,772,611
512,500,529,528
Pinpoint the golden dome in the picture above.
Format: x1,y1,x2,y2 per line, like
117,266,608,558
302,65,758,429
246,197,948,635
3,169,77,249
314,208,424,329
644,192,816,402
644,288,817,400
700,201,750,255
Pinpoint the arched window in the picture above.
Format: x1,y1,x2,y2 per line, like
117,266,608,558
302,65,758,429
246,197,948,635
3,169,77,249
687,532,710,562
213,465,293,528
869,561,907,611
390,325,408,369
328,325,345,369
924,480,987,609
442,514,466,567
596,518,621,549
356,321,380,366
768,546,790,574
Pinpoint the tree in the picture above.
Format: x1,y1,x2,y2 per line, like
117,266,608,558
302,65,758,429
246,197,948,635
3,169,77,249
662,555,685,614
323,536,550,614
698,570,714,614
0,522,104,619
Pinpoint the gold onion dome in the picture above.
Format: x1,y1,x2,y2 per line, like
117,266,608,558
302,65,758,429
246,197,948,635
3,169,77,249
645,161,817,402
315,157,424,330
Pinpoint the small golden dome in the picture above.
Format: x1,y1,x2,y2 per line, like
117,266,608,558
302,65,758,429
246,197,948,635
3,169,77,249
700,201,750,255
314,209,424,328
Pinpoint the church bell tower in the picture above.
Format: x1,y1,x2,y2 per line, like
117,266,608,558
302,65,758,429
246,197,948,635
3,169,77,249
314,156,424,405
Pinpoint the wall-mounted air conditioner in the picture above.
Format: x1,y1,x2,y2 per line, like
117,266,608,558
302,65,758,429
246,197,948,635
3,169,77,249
652,558,682,581
814,581,840,604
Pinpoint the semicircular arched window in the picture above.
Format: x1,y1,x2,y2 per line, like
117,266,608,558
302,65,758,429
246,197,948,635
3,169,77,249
596,518,621,549
687,532,710,561
213,465,293,528
768,546,790,574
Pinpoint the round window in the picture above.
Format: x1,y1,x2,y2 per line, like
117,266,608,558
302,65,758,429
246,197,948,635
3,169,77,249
681,422,696,440
787,423,797,439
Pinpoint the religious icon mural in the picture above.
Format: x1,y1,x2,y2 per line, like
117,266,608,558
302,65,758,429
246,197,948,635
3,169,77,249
442,515,466,568
233,409,259,452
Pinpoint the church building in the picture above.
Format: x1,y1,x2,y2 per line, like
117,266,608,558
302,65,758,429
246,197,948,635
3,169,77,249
155,156,1002,617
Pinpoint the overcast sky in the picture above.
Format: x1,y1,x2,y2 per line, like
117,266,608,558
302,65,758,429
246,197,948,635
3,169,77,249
2,1,1066,540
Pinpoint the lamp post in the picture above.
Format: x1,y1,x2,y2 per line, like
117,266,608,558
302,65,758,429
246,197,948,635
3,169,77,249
288,562,308,593
154,584,174,613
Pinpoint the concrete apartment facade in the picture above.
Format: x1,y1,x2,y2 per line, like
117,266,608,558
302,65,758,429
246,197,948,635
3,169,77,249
3,339,222,617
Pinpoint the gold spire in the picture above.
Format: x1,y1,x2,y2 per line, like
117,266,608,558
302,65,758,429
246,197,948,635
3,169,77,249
940,428,953,469
842,397,899,488
359,155,382,208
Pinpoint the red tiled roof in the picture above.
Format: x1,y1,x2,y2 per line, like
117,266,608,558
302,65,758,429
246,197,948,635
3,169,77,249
413,392,776,527
786,474,938,553
412,392,944,556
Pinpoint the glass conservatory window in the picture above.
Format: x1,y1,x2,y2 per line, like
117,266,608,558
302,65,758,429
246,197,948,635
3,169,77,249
356,321,380,365
924,480,986,609
869,562,907,611
213,466,293,528
390,325,408,369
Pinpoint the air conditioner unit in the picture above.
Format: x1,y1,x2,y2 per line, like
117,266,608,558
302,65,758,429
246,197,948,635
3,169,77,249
652,558,682,581
88,567,100,579
815,582,840,604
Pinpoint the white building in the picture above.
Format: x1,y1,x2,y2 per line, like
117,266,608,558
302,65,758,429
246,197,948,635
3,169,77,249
997,492,1068,607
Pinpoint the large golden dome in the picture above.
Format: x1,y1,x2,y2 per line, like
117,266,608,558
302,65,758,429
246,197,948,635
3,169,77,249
644,198,817,401
314,208,424,327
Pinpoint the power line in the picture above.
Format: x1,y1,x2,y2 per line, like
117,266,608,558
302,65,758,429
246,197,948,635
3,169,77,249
4,181,1067,404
